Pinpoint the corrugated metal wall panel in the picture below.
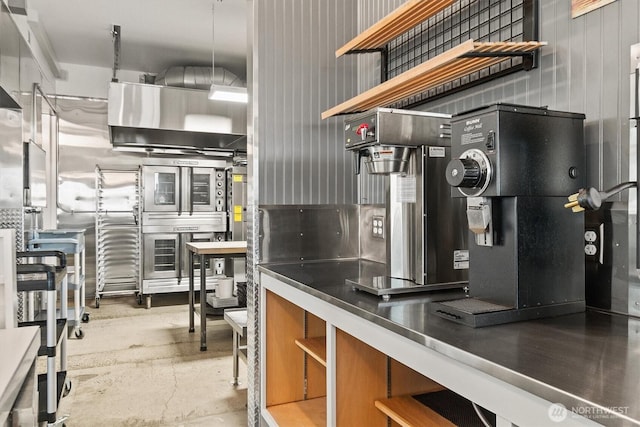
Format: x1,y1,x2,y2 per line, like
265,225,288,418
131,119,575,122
248,2,359,424
601,5,622,190
354,0,404,205
619,0,640,188
584,10,604,190
255,0,359,205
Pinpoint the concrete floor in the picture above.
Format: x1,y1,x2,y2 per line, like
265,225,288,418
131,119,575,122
56,294,248,426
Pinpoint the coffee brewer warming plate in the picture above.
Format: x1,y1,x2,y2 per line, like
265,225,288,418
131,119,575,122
347,276,465,301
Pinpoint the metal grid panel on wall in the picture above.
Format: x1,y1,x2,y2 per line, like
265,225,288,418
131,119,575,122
387,0,536,109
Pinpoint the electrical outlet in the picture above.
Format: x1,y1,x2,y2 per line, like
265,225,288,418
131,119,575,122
214,259,225,275
372,215,385,239
584,230,597,242
584,228,599,258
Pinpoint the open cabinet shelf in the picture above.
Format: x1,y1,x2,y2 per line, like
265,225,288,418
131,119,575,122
323,39,546,119
375,396,455,427
265,290,327,425
376,389,497,427
335,0,454,57
294,337,327,367
268,397,327,427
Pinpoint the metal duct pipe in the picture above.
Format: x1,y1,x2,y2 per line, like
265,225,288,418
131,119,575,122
154,66,244,90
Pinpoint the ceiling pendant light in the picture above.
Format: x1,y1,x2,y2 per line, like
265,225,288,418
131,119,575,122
208,0,248,103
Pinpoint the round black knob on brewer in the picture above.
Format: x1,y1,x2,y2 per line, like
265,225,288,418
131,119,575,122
446,158,482,188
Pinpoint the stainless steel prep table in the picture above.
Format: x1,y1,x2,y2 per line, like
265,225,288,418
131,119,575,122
0,326,39,425
259,259,640,426
186,241,247,351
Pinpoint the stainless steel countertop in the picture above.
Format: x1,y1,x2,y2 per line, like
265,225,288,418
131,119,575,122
259,259,640,426
0,326,40,425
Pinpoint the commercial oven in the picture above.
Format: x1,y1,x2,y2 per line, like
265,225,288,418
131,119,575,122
141,211,227,294
140,159,229,299
142,164,226,214
143,232,216,281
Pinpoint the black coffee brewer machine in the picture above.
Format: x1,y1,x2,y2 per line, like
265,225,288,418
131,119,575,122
430,104,586,327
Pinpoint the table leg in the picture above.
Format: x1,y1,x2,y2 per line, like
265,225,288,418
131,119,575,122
200,254,207,351
188,251,194,333
232,330,239,385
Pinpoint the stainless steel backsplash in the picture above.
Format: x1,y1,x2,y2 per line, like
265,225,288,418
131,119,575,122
258,204,384,264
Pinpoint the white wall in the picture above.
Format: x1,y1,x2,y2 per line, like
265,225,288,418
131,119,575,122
0,229,16,329
55,63,143,98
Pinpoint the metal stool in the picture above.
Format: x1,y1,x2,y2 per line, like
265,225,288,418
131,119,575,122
223,308,247,386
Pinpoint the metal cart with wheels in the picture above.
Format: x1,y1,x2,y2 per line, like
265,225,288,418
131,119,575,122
16,250,71,426
28,229,88,339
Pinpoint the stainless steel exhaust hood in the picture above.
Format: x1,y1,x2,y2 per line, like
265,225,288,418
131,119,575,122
108,82,247,154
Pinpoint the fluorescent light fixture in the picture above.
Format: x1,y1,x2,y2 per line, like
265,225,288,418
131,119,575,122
208,2,248,104
208,84,248,103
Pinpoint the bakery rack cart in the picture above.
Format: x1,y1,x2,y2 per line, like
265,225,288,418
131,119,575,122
95,166,141,308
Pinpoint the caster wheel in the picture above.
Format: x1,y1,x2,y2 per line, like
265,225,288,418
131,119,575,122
95,298,100,309
82,313,90,323
75,329,84,339
136,294,143,305
63,380,72,397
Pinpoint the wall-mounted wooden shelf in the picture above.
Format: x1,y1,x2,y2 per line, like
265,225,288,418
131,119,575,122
295,337,327,367
335,0,454,57
322,39,546,119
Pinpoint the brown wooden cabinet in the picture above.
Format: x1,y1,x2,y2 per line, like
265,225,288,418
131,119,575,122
263,288,450,426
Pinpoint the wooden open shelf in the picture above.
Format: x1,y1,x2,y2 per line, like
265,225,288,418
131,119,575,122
335,0,454,57
322,39,546,119
268,397,327,426
375,396,455,427
295,337,327,367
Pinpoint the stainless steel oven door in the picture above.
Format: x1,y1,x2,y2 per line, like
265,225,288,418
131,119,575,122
143,166,181,213
182,233,216,278
143,233,180,280
187,168,221,213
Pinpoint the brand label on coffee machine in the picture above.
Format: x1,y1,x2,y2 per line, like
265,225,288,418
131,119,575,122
453,250,469,269
461,118,484,145
428,146,446,157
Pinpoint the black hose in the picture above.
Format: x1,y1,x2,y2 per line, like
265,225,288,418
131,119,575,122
601,181,637,199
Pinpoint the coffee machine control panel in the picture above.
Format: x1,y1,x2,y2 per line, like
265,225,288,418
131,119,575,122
345,114,377,149
445,149,492,197
344,108,451,150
